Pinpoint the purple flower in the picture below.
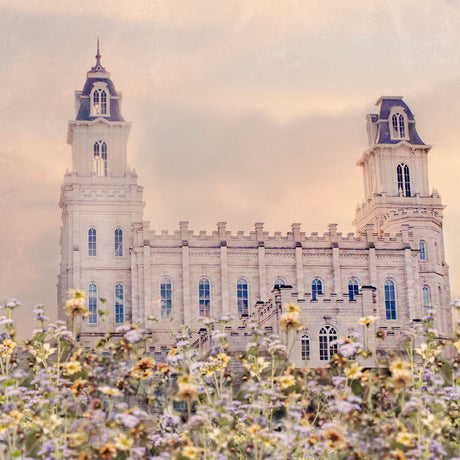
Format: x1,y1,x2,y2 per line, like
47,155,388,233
125,328,144,343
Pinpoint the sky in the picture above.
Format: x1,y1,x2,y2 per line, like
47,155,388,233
0,0,459,337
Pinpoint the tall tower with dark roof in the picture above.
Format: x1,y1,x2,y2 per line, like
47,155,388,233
58,46,144,335
354,97,450,324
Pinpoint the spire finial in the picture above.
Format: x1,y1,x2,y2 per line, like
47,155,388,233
95,38,101,67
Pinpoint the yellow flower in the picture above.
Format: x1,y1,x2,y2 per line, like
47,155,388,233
63,360,82,376
358,315,379,326
344,362,364,380
130,357,156,379
99,442,117,459
396,432,416,447
68,288,87,300
64,297,88,318
115,433,133,451
390,360,413,387
248,423,261,435
98,386,123,396
415,342,440,363
278,374,296,390
0,339,16,357
182,445,200,460
280,312,302,331
68,432,86,447
284,303,301,314
176,381,199,402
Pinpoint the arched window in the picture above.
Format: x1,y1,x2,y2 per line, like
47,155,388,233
274,278,285,288
422,286,430,310
237,278,249,316
311,278,323,301
419,241,427,261
301,334,310,361
92,88,109,116
88,228,97,257
348,278,359,301
94,141,108,176
114,228,123,257
397,164,411,197
391,112,406,138
319,325,337,361
88,283,98,324
160,278,172,320
199,278,211,317
384,279,397,320
115,283,124,324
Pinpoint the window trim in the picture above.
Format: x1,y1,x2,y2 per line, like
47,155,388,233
160,277,173,320
419,240,427,261
88,227,97,257
422,285,430,311
90,82,110,117
114,283,124,324
274,278,285,288
237,278,249,317
311,278,323,301
88,282,98,325
389,108,408,140
93,140,108,177
199,277,211,318
397,163,411,197
384,279,397,320
301,333,310,361
319,325,338,361
348,278,359,301
114,227,123,257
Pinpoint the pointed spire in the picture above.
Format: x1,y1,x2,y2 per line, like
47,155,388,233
90,38,106,73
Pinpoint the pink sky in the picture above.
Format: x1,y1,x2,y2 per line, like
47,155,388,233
0,1,459,337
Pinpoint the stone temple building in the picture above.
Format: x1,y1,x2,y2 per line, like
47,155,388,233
58,50,452,366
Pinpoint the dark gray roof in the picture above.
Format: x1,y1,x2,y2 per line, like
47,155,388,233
76,74,125,122
367,97,425,146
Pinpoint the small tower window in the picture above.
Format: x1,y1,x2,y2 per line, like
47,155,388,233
397,163,411,197
391,112,406,139
301,334,310,361
115,283,124,324
94,141,108,176
91,88,109,116
319,325,337,361
199,278,211,317
160,278,172,320
88,283,98,324
348,278,359,301
88,228,97,257
311,278,323,301
384,279,397,320
237,278,249,317
419,241,427,260
114,228,123,257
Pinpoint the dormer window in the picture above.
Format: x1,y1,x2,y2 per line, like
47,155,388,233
390,109,407,140
90,83,110,117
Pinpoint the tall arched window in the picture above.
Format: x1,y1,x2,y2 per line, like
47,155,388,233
319,325,337,361
114,228,123,257
160,278,172,320
237,278,249,316
115,283,124,324
301,334,310,361
348,278,359,301
88,228,97,257
391,113,406,138
92,88,108,116
422,286,430,311
384,279,397,320
274,278,285,288
88,283,98,324
94,141,108,176
199,278,211,317
311,278,323,301
419,241,427,261
397,164,411,197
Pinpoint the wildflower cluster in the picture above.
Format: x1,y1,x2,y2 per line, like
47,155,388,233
0,296,458,459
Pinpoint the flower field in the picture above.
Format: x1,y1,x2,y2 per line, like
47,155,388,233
0,293,459,459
